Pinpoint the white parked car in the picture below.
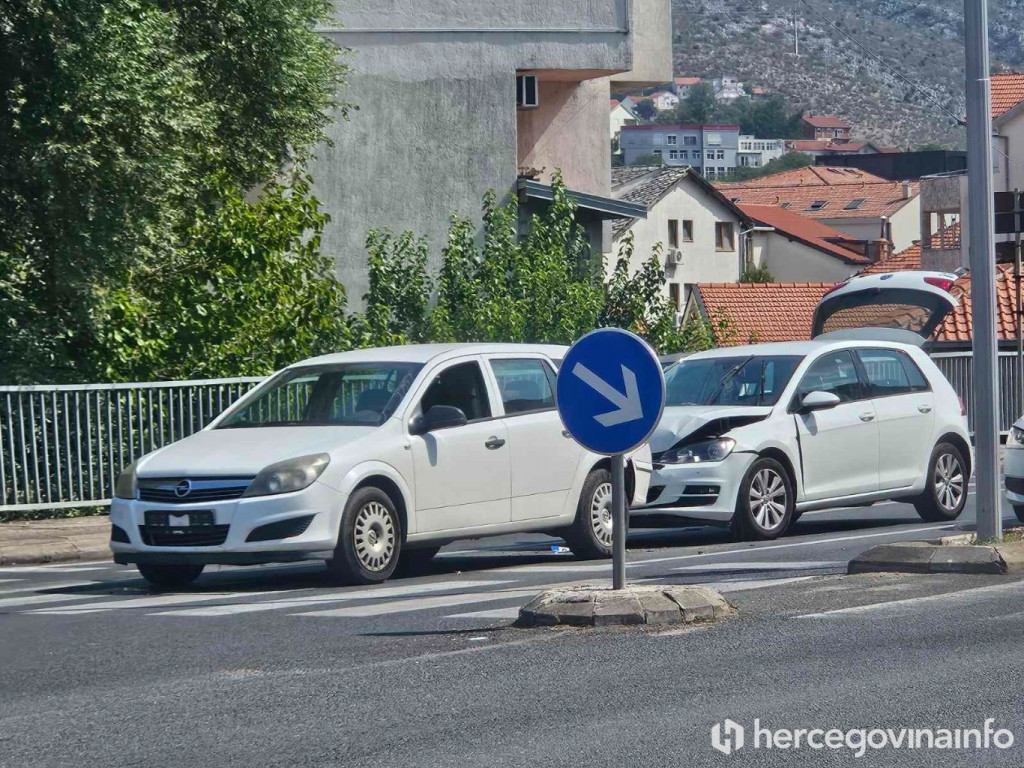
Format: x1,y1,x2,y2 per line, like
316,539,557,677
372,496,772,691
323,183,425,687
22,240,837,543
110,344,652,587
639,272,972,540
1004,421,1024,521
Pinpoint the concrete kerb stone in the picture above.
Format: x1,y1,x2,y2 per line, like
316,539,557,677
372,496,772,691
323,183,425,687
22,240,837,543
848,537,1024,576
515,584,736,628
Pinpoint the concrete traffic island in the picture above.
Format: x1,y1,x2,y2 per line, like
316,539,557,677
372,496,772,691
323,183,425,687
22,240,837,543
849,529,1024,576
514,584,736,628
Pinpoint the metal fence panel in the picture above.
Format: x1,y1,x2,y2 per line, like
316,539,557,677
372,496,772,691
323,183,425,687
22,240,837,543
929,351,1024,435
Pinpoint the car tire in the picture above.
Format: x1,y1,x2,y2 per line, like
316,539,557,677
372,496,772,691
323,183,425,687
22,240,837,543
326,486,402,585
913,442,968,522
396,545,442,575
731,457,794,541
137,563,204,589
1014,505,1024,524
564,468,615,560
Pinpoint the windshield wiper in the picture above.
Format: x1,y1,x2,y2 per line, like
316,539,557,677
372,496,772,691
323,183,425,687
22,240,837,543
706,356,754,404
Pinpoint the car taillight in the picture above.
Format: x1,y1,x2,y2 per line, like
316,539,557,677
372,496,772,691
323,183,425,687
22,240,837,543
925,276,955,292
959,397,967,417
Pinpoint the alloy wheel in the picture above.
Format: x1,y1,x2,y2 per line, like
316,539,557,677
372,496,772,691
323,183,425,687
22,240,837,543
590,481,614,547
749,468,787,531
353,501,396,572
934,452,965,512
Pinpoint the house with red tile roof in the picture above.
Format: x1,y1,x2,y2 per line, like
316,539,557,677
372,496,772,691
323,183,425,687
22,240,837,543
716,166,921,253
672,76,701,98
992,73,1024,194
786,139,884,159
801,114,852,142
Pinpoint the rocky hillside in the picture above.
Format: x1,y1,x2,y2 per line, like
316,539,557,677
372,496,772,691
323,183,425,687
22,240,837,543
673,0,1024,148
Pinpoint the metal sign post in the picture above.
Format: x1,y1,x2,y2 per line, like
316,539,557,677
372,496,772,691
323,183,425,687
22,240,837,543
556,329,665,590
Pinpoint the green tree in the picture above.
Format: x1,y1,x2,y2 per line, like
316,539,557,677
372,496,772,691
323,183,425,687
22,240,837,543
720,151,814,182
633,153,665,166
740,263,775,282
354,230,433,348
0,0,348,382
92,173,351,381
671,82,720,124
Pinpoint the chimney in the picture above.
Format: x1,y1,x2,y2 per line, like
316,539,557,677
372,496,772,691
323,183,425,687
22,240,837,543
902,181,912,199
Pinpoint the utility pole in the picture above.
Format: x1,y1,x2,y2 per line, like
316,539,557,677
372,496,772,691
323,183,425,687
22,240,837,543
964,0,1002,541
793,9,800,56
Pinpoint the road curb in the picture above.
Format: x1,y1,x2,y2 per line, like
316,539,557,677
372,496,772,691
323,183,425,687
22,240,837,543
514,584,736,628
0,517,111,566
849,540,1024,576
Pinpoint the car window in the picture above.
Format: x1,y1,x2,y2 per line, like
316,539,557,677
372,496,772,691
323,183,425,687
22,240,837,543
795,350,862,403
898,351,930,392
665,355,802,407
856,349,916,397
420,361,492,421
490,359,556,415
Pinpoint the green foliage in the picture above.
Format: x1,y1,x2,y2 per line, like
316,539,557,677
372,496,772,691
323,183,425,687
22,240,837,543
659,89,804,140
720,152,814,182
633,153,664,166
740,263,775,282
633,99,657,120
0,0,348,382
92,173,351,381
354,230,433,348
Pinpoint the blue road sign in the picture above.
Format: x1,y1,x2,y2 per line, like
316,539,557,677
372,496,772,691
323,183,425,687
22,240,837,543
556,328,666,455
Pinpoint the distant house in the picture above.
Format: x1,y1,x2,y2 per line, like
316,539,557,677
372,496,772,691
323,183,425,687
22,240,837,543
608,166,751,312
801,114,852,142
712,76,745,104
786,139,881,159
649,89,680,112
715,166,921,252
738,136,785,168
610,98,642,144
673,76,702,98
992,73,1024,195
620,123,741,179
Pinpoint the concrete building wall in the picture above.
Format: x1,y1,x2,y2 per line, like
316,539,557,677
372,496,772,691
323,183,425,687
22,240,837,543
998,112,1024,193
748,233,861,282
609,183,744,309
621,126,740,174
818,198,920,254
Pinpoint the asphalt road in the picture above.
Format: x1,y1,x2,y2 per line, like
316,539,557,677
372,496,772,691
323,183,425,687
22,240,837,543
4,487,1024,767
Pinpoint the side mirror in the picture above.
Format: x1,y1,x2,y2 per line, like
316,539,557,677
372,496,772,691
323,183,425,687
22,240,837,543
410,405,468,435
799,390,841,413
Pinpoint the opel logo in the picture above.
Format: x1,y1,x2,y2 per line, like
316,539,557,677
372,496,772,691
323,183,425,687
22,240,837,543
174,479,192,498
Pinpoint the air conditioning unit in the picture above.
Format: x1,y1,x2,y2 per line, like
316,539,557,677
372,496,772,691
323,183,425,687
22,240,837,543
666,248,684,267
516,75,539,109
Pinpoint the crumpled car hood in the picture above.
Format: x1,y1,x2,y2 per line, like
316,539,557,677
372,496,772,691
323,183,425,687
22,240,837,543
650,406,774,452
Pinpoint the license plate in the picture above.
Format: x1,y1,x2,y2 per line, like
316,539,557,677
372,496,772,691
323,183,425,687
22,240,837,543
145,510,214,527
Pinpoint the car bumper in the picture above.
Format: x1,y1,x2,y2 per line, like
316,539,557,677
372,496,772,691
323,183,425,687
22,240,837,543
1005,446,1024,504
634,452,756,523
109,480,342,565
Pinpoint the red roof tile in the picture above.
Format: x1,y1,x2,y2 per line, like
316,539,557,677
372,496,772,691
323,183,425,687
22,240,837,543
787,140,873,153
801,114,851,129
674,76,702,86
737,204,871,264
991,73,1024,119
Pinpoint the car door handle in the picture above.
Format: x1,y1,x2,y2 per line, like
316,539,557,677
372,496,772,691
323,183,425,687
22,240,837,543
484,436,506,450
918,404,933,413
859,413,876,422
562,429,572,438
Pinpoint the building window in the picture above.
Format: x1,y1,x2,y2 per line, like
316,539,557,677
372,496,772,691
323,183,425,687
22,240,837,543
680,149,688,160
653,149,662,157
705,167,715,179
669,149,680,160
715,222,735,251
668,219,680,248
667,135,678,145
806,200,828,212
669,282,681,310
516,75,539,109
844,198,866,210
682,220,694,242
706,151,714,160
716,149,725,160
684,136,697,146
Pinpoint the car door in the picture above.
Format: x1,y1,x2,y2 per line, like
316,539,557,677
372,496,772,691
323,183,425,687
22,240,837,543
486,356,584,521
792,349,880,501
855,347,936,490
408,358,511,532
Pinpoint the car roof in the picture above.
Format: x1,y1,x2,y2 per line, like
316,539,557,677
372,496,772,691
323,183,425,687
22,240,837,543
681,337,921,361
289,343,569,368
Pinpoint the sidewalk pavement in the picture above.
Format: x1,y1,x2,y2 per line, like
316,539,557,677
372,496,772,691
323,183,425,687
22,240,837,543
0,516,110,566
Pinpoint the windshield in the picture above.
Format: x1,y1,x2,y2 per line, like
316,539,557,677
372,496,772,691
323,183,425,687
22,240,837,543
217,362,423,428
665,355,803,407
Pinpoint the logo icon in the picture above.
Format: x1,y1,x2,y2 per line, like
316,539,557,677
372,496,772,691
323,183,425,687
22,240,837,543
174,479,192,498
711,720,745,755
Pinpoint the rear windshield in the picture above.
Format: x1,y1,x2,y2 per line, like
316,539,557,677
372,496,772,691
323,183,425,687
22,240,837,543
217,363,423,428
665,355,803,407
813,288,952,338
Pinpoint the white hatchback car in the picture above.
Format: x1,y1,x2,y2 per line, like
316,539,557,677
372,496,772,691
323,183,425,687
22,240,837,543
1003,421,1024,521
110,344,652,587
639,271,972,540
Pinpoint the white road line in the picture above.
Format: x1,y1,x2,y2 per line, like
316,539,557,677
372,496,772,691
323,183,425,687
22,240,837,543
0,581,100,597
153,580,515,617
793,580,1024,619
444,606,521,620
0,565,111,574
0,579,22,584
0,593,100,609
29,590,280,615
672,561,845,572
295,589,541,619
625,525,955,568
705,576,818,593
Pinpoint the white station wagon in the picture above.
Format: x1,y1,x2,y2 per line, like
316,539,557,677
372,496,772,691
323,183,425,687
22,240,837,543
110,344,652,587
639,271,973,540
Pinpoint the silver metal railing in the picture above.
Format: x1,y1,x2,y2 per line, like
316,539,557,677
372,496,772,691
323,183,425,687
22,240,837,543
929,351,1023,435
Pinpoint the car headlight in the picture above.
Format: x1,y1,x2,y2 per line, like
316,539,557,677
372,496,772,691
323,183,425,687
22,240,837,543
1011,426,1024,446
242,454,330,498
114,461,138,500
659,438,736,464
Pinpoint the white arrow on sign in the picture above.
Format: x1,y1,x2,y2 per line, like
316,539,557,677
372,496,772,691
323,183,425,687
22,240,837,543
572,362,643,427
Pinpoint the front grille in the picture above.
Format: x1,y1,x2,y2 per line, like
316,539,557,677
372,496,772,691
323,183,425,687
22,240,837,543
246,515,315,543
110,524,130,543
1007,476,1024,495
139,525,230,547
137,477,252,504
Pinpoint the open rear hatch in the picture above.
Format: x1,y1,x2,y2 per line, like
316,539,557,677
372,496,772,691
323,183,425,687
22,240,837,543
811,271,959,345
